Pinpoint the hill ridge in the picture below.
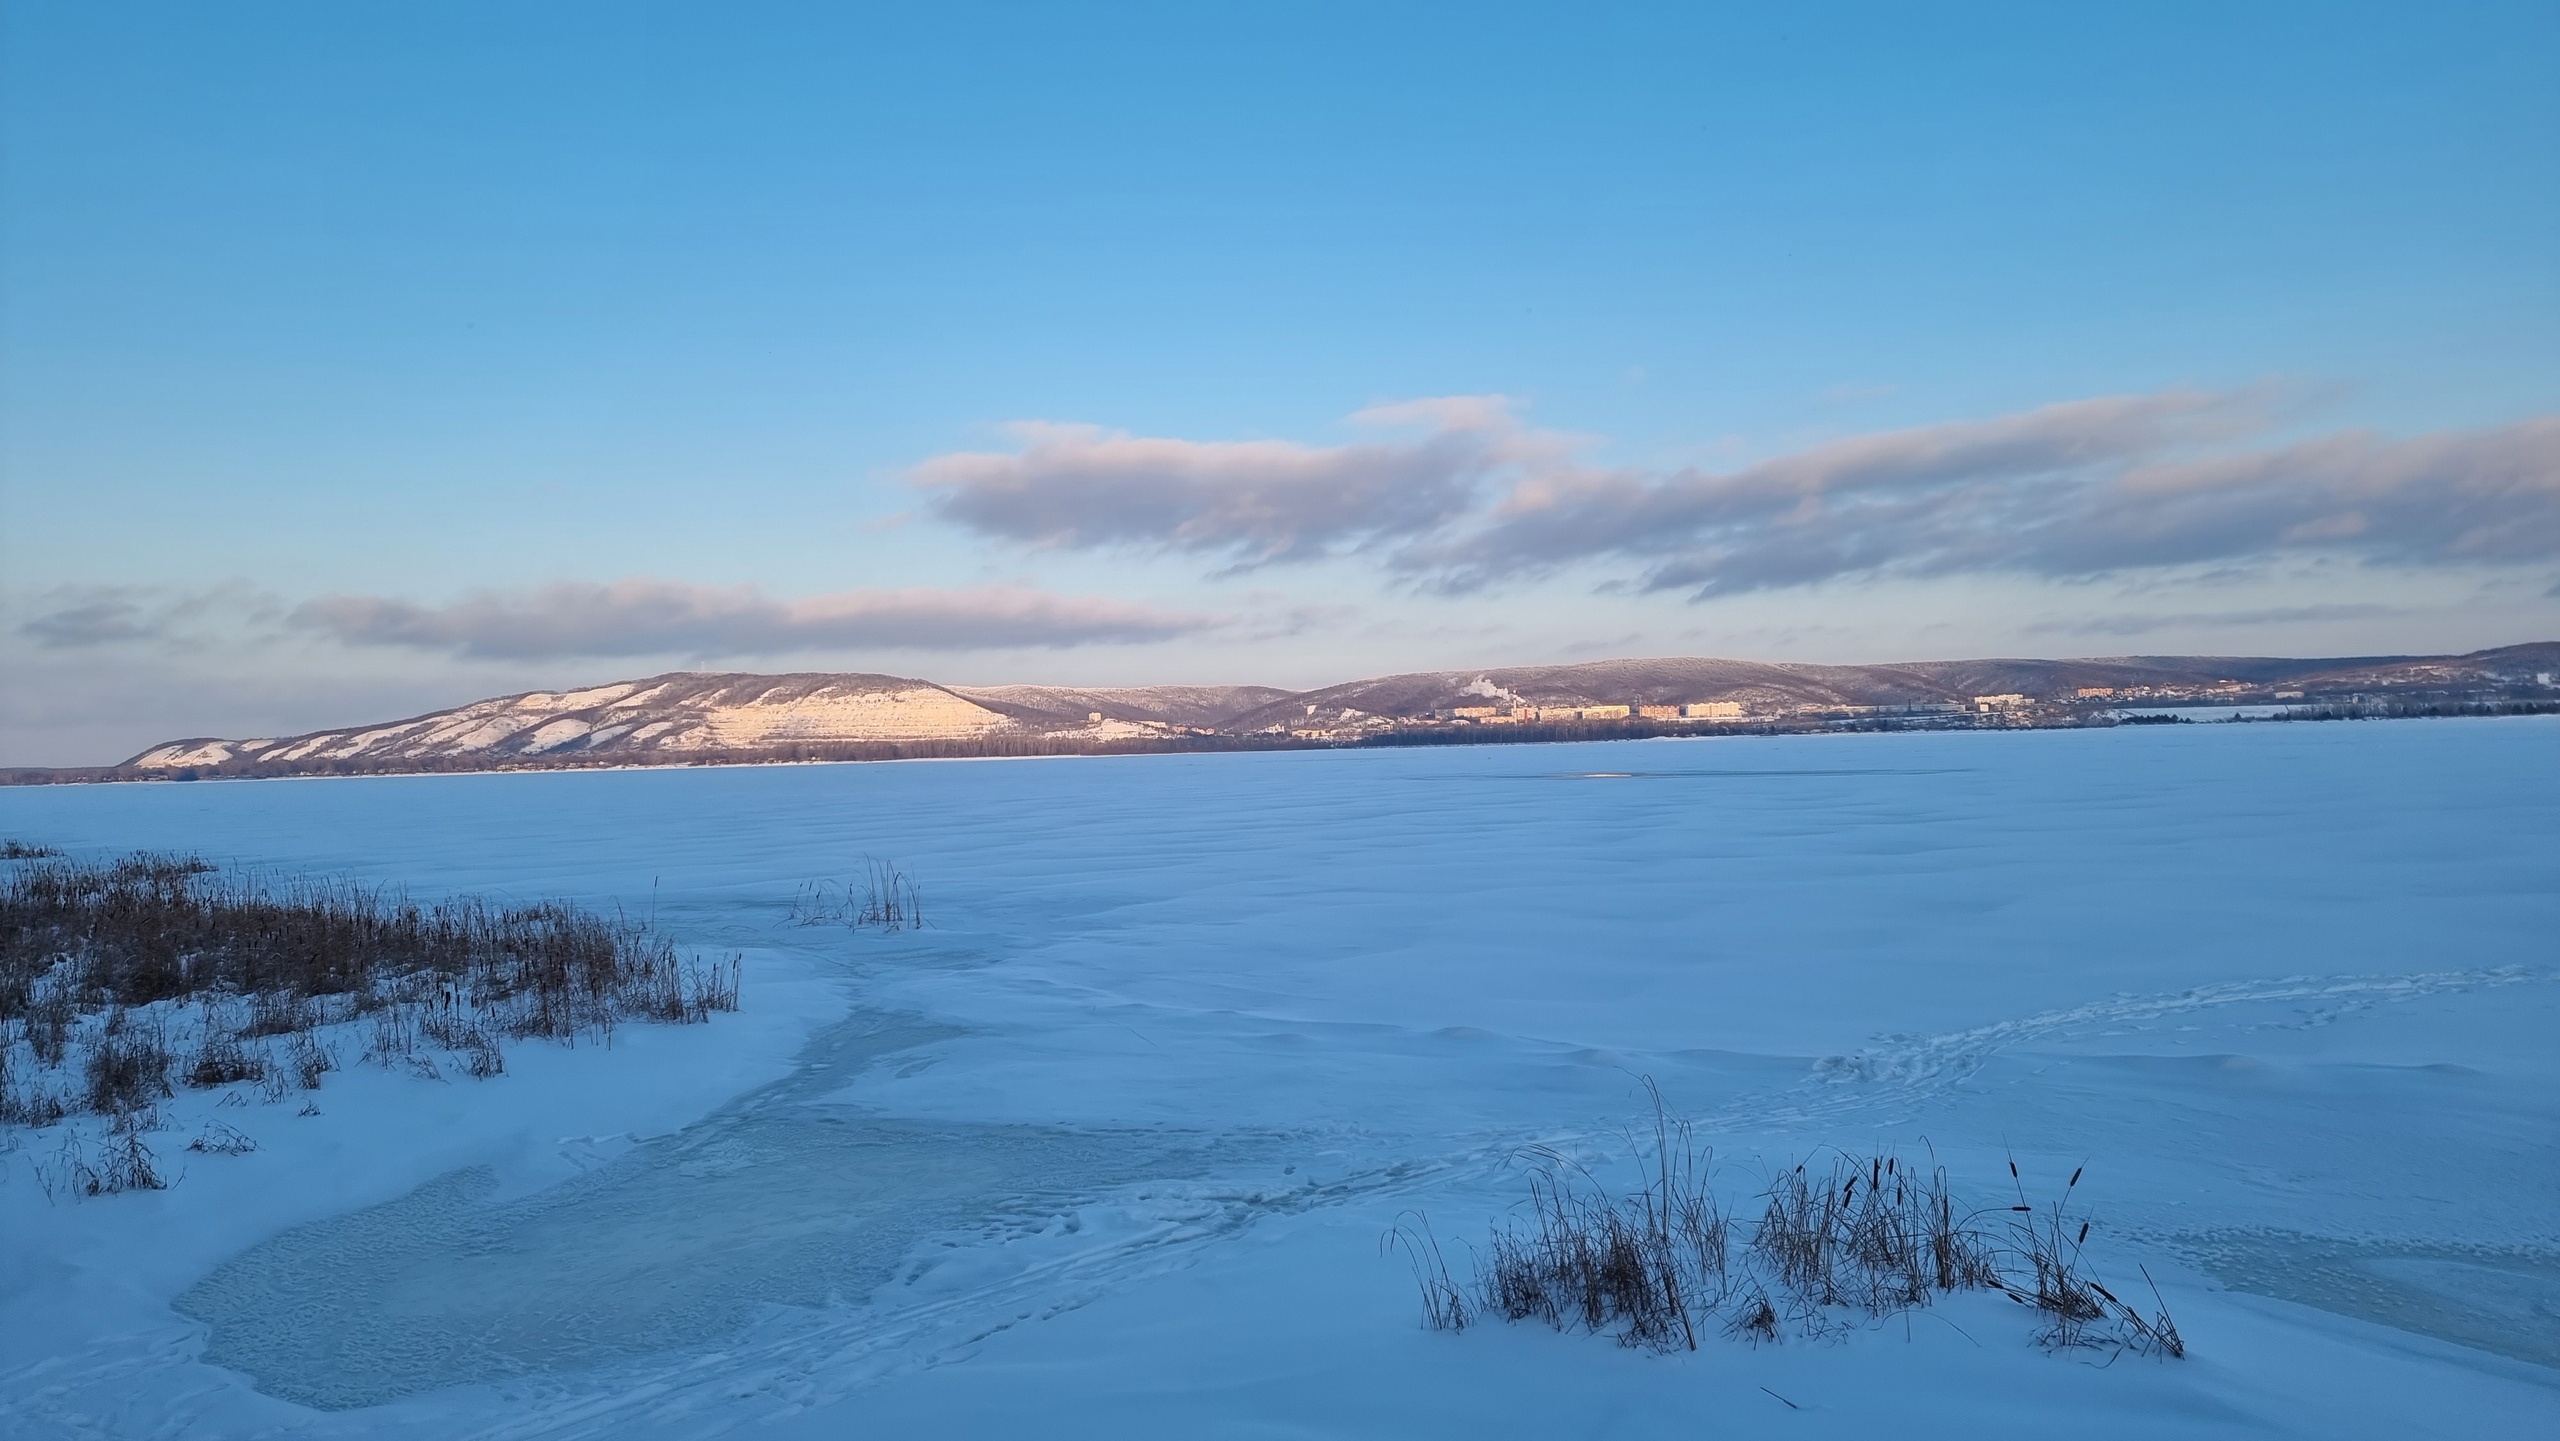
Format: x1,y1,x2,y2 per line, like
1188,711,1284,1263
69,641,2560,780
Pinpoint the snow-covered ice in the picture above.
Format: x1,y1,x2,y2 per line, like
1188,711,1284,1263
3,718,2556,1437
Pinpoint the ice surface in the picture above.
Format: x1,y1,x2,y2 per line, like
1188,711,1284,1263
4,719,2557,1437
2190,1235,2560,1369
173,1017,1294,1409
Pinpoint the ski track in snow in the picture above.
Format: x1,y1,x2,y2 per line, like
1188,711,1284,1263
1735,963,2548,1132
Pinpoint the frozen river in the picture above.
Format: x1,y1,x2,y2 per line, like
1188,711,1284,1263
4,719,2556,1437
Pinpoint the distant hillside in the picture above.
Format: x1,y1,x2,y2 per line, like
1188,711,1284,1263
14,641,2548,783
1219,644,2560,732
948,683,1293,728
120,672,1261,777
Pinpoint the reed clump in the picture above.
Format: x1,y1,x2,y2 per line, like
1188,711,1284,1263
1434,1083,2182,1360
1998,1158,2184,1357
788,857,925,931
1,848,743,1148
35,1125,170,1199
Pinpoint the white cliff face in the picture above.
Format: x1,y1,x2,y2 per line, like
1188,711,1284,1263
662,684,1009,750
130,740,250,770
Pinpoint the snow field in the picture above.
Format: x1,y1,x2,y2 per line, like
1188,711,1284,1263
2,717,2556,1437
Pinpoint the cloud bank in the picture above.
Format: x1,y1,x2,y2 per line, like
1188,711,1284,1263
288,580,1222,658
2023,603,2406,638
16,580,1222,659
16,582,281,649
913,392,2560,597
912,397,1563,567
20,596,158,648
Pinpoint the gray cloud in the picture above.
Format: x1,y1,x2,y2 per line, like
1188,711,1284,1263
2044,422,2560,573
911,397,1565,567
2024,603,2405,638
15,582,282,649
1429,401,2560,596
910,391,2559,599
20,595,156,647
289,579,1223,659
1409,390,2269,591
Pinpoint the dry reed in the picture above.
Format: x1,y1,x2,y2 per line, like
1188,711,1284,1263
1,849,743,1141
1438,1084,2183,1360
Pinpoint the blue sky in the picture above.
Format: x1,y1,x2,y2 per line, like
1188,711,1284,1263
4,2,2556,764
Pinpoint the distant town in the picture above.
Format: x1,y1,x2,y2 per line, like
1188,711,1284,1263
1274,689,2127,740
1261,679,2447,741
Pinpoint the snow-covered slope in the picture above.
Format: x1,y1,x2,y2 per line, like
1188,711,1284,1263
123,672,1158,773
106,643,2560,778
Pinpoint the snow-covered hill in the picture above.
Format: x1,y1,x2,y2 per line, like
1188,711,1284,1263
106,643,2560,778
125,672,1221,774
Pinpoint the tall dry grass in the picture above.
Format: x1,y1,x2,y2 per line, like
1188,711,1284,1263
1432,1084,2182,1360
788,857,925,931
1,849,741,1147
